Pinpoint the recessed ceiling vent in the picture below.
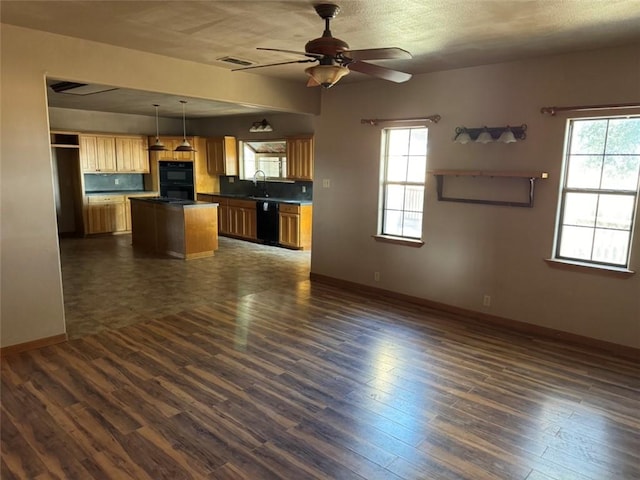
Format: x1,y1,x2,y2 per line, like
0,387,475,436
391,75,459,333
217,56,254,67
49,81,117,96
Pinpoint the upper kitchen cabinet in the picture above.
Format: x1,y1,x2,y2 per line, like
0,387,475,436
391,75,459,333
80,135,116,172
115,136,149,173
206,136,238,176
286,135,314,181
80,134,149,173
149,136,196,162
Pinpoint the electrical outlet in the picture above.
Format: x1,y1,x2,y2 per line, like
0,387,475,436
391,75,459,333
229,177,235,183
374,272,380,281
483,295,491,307
302,186,306,193
114,178,119,185
322,179,331,188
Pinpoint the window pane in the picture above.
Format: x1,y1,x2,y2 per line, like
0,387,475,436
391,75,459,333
601,155,640,191
402,211,422,238
592,229,630,265
563,192,597,227
385,185,405,210
570,120,607,154
404,186,424,213
387,155,408,181
383,209,403,236
407,155,427,181
596,194,635,230
605,117,640,154
565,155,602,188
388,130,410,155
409,129,428,156
558,225,594,260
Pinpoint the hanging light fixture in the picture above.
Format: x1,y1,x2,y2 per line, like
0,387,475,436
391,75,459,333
249,119,273,133
452,124,527,143
175,100,196,152
148,104,168,151
305,65,350,88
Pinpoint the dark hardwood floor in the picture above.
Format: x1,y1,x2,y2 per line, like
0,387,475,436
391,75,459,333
2,237,639,479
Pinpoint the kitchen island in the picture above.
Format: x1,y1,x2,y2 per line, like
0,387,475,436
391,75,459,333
130,197,218,259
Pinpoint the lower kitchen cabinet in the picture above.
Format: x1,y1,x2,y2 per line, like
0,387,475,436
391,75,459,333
228,199,257,240
279,204,312,250
85,195,127,234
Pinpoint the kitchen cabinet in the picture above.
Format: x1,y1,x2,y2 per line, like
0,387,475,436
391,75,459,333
84,194,127,234
80,135,116,172
227,199,256,240
115,136,149,173
286,135,314,181
206,136,238,176
80,134,149,173
278,203,312,250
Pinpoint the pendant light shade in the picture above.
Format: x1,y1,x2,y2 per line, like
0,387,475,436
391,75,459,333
304,65,350,88
476,128,494,144
175,100,196,152
148,104,168,151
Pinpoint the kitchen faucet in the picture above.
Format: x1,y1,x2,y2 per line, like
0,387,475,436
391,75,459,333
253,170,268,197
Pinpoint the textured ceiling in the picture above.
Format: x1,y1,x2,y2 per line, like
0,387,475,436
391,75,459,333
4,0,640,117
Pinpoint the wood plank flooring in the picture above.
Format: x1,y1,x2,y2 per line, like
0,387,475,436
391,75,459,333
2,236,640,479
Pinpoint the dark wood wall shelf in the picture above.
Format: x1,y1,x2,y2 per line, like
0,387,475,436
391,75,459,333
429,170,549,207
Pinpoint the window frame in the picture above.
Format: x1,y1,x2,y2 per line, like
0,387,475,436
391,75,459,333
377,126,429,243
553,115,640,270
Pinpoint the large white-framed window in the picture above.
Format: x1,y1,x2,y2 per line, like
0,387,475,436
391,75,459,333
378,127,428,240
554,116,640,268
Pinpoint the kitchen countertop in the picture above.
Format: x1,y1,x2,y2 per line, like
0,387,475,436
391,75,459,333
198,192,312,205
130,197,217,208
86,191,159,196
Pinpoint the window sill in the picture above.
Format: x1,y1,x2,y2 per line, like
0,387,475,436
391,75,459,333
544,258,635,278
372,235,425,248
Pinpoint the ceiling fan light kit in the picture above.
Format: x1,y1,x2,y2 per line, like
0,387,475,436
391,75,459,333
453,125,527,143
305,64,350,88
232,3,412,88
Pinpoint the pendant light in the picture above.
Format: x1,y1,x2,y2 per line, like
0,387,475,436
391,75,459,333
175,100,196,152
148,104,168,151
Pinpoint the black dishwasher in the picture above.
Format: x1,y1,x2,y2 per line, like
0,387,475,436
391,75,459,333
256,201,279,245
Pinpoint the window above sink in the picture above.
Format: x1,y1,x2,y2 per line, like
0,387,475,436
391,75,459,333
239,140,288,181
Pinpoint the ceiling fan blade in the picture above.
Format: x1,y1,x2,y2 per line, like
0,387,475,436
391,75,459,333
232,58,317,71
257,47,323,59
348,61,412,83
343,47,412,61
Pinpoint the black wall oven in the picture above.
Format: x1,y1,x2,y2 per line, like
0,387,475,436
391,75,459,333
159,161,194,200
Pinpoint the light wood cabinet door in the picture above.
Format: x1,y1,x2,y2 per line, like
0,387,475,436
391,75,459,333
116,136,149,173
227,206,256,239
206,136,238,175
80,135,116,172
279,212,300,248
85,202,126,234
286,136,314,180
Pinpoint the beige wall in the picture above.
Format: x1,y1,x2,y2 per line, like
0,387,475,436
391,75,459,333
2,21,639,350
311,44,640,348
0,24,319,348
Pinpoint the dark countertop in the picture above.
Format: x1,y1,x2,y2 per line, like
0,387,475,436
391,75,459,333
130,197,217,208
86,191,159,196
198,192,312,205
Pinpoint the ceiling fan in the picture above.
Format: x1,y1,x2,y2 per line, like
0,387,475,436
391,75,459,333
233,3,413,88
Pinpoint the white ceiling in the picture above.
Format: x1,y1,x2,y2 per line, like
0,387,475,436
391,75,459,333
4,0,640,118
